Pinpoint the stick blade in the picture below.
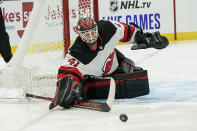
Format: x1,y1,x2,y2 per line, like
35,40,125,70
72,78,116,112
72,99,110,112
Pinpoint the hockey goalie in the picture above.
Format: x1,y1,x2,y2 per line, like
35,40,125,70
49,17,169,109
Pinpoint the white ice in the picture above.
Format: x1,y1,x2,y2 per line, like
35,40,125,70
0,40,197,131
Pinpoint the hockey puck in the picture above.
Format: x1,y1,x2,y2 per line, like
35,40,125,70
119,114,128,122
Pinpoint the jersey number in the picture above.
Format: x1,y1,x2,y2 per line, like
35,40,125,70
68,58,79,67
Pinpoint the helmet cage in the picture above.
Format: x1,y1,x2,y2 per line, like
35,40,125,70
78,26,98,44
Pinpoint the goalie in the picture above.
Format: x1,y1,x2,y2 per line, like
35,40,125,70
49,17,169,109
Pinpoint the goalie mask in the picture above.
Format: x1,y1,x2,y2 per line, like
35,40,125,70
77,17,98,51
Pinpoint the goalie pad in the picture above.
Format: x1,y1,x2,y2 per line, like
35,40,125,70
83,70,149,99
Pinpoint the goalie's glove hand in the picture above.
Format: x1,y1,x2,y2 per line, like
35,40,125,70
49,76,83,110
131,31,169,50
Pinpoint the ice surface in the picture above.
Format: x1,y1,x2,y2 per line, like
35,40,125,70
0,40,197,131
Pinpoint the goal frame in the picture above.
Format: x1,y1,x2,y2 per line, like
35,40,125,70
63,0,99,55
0,0,99,100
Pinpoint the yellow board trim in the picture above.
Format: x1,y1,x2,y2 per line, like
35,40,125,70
176,32,197,41
162,32,197,41
10,41,64,55
6,31,197,57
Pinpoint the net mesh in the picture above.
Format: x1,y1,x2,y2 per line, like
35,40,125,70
0,0,95,101
78,0,92,18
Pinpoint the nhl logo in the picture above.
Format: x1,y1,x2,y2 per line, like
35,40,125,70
109,0,119,13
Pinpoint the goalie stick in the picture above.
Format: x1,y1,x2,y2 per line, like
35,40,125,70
26,77,116,112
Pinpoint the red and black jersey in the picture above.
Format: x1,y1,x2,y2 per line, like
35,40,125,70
58,20,138,82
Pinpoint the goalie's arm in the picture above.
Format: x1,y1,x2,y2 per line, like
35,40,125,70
49,64,84,109
111,21,138,44
110,21,169,50
49,53,85,109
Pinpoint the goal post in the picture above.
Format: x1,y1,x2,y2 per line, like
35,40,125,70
63,0,99,55
63,0,70,55
0,0,99,100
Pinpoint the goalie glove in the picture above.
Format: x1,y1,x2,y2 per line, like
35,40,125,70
49,75,83,110
131,31,169,50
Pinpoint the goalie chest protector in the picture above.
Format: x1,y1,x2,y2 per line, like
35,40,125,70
83,70,149,99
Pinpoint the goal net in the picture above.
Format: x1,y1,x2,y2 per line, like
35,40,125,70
0,0,98,101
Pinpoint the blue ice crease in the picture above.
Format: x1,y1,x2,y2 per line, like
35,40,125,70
117,81,197,103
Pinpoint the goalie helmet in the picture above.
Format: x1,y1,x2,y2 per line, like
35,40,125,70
77,16,98,50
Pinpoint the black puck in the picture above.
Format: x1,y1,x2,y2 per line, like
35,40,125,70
119,114,128,122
